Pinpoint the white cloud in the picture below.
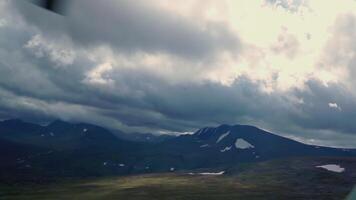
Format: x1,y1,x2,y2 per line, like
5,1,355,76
132,0,356,92
83,62,114,86
24,34,76,67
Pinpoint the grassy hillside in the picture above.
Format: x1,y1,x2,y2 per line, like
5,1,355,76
1,157,355,200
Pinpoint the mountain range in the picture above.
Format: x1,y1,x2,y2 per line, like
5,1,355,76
0,119,355,183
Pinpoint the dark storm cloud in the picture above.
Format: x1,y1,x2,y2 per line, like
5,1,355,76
291,80,356,134
13,0,240,60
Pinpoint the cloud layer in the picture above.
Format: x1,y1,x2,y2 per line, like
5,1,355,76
1,0,356,147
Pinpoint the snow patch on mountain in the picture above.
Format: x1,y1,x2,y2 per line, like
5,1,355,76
235,138,254,149
216,131,230,143
316,164,345,173
200,144,209,148
220,146,232,152
196,128,207,135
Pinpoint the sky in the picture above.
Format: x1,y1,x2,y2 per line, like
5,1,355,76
1,0,356,147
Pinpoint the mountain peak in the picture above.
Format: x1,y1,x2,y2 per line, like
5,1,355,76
232,124,262,131
194,124,252,136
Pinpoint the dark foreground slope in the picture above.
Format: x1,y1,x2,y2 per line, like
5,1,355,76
1,157,356,200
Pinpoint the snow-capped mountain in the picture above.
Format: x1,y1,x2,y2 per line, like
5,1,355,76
156,124,356,168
